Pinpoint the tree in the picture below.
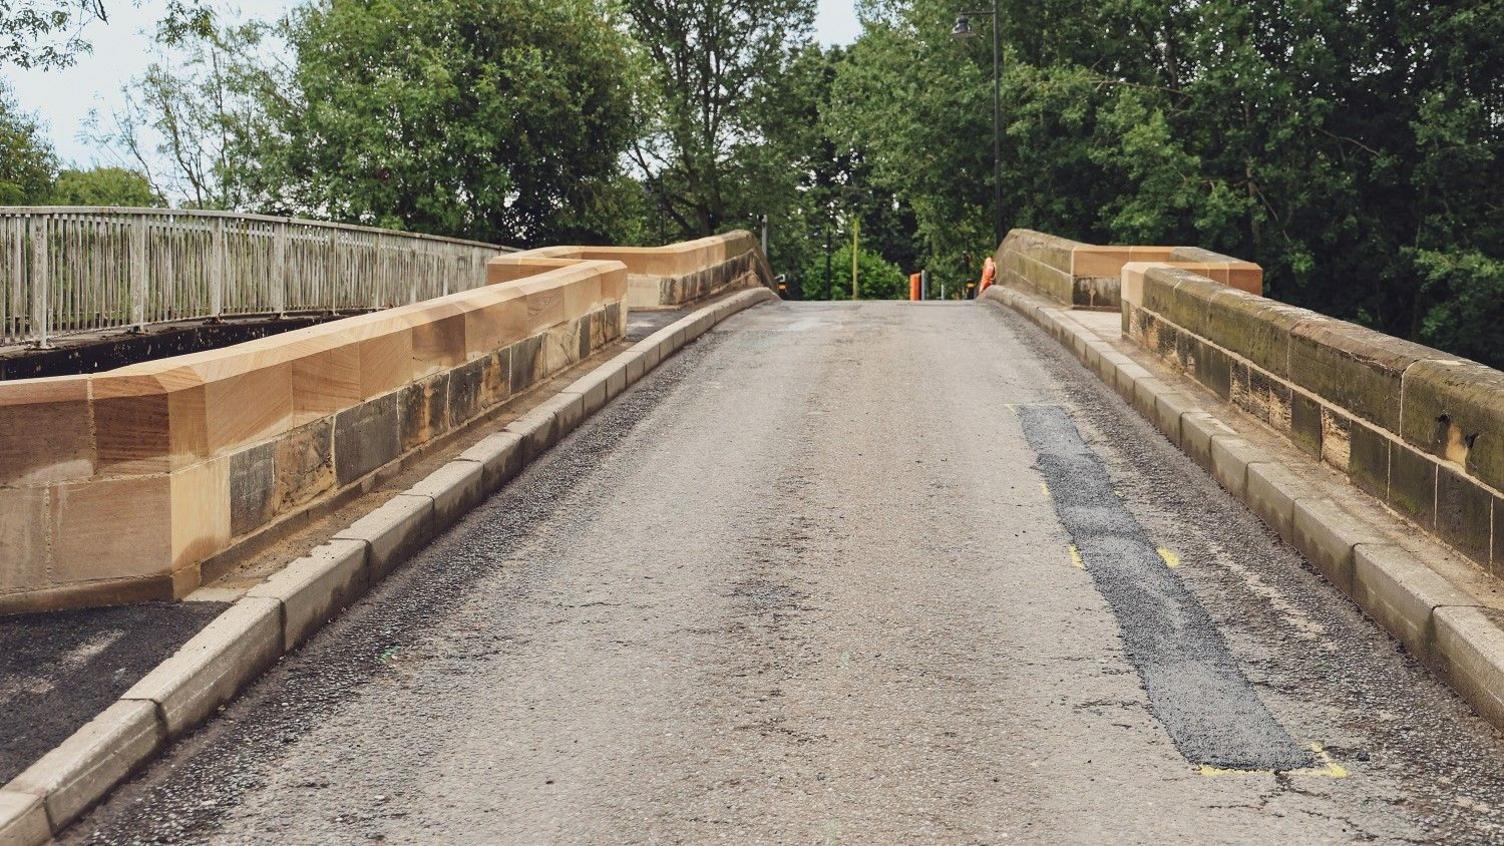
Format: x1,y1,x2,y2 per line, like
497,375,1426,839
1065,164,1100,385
0,85,55,203
87,19,279,209
0,1,210,69
623,0,817,238
831,0,1504,364
802,242,907,300
242,0,641,245
50,166,163,206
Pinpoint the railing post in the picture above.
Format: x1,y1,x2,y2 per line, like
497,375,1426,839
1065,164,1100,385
29,216,49,348
272,221,288,316
8,218,22,340
130,216,147,331
209,217,224,320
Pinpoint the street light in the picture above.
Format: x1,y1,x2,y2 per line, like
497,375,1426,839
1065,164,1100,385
952,3,1002,249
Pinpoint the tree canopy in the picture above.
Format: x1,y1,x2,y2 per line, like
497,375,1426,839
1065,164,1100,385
11,0,1504,337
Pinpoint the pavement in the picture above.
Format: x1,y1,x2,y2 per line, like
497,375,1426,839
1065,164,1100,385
57,300,1504,844
0,602,227,786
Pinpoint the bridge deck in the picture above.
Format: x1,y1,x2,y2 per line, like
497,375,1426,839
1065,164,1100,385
63,301,1504,844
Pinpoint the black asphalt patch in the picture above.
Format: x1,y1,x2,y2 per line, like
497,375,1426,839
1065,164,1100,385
1017,403,1311,771
626,308,688,340
0,601,227,783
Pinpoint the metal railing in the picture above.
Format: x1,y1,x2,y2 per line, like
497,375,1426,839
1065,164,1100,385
0,207,513,347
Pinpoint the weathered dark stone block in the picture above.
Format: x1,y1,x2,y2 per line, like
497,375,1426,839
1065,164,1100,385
1290,391,1323,458
1398,359,1504,493
1154,318,1179,363
1348,423,1389,500
448,357,485,427
229,441,275,536
578,314,592,361
1321,406,1353,470
334,392,400,487
1388,441,1437,529
1229,360,1261,422
274,418,333,511
1289,320,1432,433
1195,342,1232,400
400,373,449,452
604,303,622,340
1202,289,1299,377
1437,465,1492,565
510,334,543,391
481,347,511,408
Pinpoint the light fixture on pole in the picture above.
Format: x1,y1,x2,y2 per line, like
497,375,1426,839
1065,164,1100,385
952,2,1003,250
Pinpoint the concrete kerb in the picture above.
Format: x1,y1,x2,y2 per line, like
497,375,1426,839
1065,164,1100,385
984,288,1504,736
0,792,48,846
122,596,282,738
246,539,368,652
0,285,779,846
9,700,162,833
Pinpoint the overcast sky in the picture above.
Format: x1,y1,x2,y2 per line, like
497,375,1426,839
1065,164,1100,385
6,0,863,167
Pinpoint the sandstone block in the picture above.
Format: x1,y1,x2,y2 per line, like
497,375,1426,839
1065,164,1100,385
1289,320,1434,433
1399,359,1504,492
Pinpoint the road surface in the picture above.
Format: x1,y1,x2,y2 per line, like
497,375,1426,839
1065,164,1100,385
67,300,1504,844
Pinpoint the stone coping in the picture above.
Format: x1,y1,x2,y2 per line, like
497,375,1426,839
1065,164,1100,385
486,230,774,309
0,230,777,613
997,227,1262,309
1122,260,1504,579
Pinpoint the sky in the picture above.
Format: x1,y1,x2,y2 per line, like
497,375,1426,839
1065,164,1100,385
7,0,864,167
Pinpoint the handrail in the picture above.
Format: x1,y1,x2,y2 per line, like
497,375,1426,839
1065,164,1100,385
0,207,516,347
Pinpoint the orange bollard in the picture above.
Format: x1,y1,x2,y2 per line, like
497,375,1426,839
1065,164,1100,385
909,273,921,301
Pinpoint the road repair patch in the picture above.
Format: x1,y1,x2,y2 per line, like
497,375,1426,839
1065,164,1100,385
1017,404,1312,772
0,600,227,783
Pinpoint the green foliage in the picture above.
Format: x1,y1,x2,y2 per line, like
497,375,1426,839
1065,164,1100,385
239,0,640,245
827,0,1504,364
50,166,163,206
0,1,210,69
623,0,816,238
1412,249,1504,366
802,242,907,300
0,86,55,203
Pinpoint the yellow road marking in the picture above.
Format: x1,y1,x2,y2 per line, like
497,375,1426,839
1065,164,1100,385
1040,481,1050,497
1197,743,1349,779
1068,545,1084,569
1158,547,1181,568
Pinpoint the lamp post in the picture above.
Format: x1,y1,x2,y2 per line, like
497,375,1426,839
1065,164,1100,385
952,3,1002,249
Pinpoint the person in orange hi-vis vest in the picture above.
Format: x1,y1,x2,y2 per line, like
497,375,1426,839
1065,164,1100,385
978,255,997,294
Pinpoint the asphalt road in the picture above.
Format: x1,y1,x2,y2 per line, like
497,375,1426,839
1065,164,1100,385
66,300,1504,844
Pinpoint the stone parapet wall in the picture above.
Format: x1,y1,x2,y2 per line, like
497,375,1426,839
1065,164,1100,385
997,228,1260,309
0,259,629,613
490,230,774,310
1122,262,1504,576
